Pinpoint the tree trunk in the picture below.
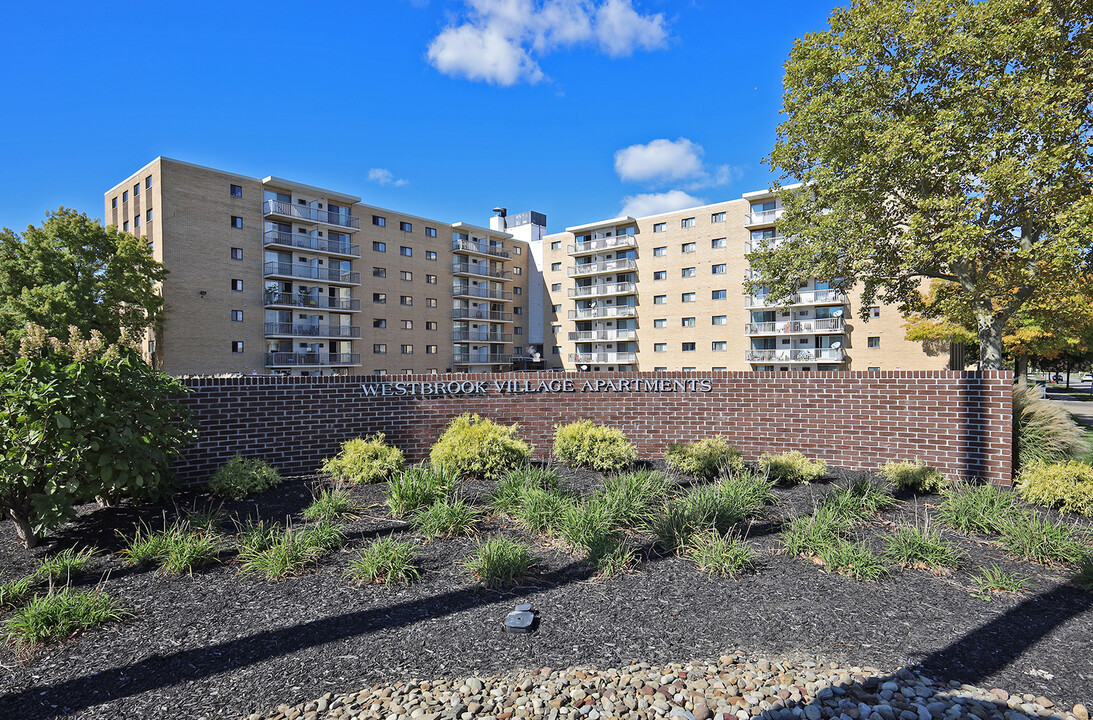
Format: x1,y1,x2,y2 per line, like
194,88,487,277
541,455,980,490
1014,355,1028,385
7,508,38,549
976,311,1006,371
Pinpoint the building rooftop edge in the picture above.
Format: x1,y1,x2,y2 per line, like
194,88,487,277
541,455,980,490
564,215,636,233
451,221,513,240
262,176,362,204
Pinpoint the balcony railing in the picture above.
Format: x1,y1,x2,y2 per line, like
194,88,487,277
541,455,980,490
452,239,510,259
568,329,637,341
569,352,637,364
567,235,637,255
745,318,845,335
452,285,513,301
263,230,360,257
263,262,360,285
263,199,360,229
745,289,847,307
453,354,511,365
452,308,514,322
568,306,638,320
265,352,362,366
452,262,510,280
568,282,637,298
452,331,513,343
745,348,847,363
264,323,361,338
568,259,638,277
263,291,360,311
744,208,782,226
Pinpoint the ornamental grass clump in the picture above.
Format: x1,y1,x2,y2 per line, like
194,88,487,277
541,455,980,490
430,414,532,480
594,469,674,530
664,437,745,479
490,464,562,515
781,505,850,558
512,487,569,534
883,524,963,571
817,539,888,581
208,456,283,500
687,530,757,578
464,537,535,587
1013,383,1088,469
237,522,346,579
971,565,1029,596
346,538,421,586
34,547,98,582
320,434,404,484
120,520,221,575
881,460,947,494
586,534,634,578
552,420,637,472
760,451,827,485
385,464,459,517
411,497,480,540
936,482,1021,535
996,513,1088,566
822,478,897,523
652,472,775,553
302,487,359,522
0,576,35,609
4,588,131,649
1016,461,1093,517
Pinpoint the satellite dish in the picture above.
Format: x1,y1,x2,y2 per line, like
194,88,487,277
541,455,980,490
832,309,844,318
832,341,843,349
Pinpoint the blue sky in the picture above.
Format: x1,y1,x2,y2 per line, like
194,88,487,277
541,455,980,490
0,1,836,235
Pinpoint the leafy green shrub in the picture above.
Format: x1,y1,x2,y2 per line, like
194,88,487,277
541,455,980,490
687,530,756,577
237,522,345,579
346,538,421,586
996,513,1088,566
552,420,637,472
0,577,34,609
4,589,130,648
1016,461,1093,517
817,539,888,581
822,478,897,523
781,505,851,558
35,547,98,582
491,464,562,514
883,525,963,570
760,451,827,485
936,483,1022,534
664,437,745,479
385,464,458,516
464,537,536,587
430,414,532,480
512,487,569,533
1013,383,1088,469
320,433,404,484
208,456,282,500
881,460,947,493
971,565,1029,596
303,488,359,522
411,497,480,539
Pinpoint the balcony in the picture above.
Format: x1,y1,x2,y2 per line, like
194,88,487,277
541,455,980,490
452,308,513,322
568,259,637,277
745,348,847,363
453,354,511,365
453,239,510,259
452,331,513,343
452,262,510,280
264,199,360,229
745,289,847,308
744,208,782,227
745,318,845,335
569,352,637,364
568,282,637,299
265,352,362,367
264,323,361,338
568,306,638,320
263,291,360,312
568,329,637,341
568,235,638,256
263,262,360,285
452,284,513,301
263,230,360,258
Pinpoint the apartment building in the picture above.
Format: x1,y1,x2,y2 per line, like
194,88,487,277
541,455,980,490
540,189,952,372
104,157,537,377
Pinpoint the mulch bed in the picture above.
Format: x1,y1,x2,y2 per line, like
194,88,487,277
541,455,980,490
1,464,1091,719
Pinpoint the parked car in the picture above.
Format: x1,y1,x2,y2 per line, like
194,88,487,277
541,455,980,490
1083,373,1093,382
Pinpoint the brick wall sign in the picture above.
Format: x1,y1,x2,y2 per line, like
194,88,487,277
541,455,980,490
174,370,1014,485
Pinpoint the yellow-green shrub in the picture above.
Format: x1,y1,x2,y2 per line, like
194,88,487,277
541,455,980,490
1017,461,1093,517
881,460,947,493
553,420,637,472
429,414,532,480
759,451,827,485
664,437,745,479
321,433,404,484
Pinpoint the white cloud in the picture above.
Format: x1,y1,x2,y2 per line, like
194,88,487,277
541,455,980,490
427,0,667,85
620,190,705,217
368,168,409,187
614,138,705,183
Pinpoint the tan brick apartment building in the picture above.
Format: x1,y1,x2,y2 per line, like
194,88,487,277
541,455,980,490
105,158,950,376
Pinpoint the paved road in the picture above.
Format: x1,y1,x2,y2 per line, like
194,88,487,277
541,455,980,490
1047,390,1093,426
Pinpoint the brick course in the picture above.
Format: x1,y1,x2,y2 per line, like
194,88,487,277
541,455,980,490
173,371,1014,485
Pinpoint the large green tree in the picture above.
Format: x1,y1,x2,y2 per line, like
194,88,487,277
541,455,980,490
748,0,1093,369
0,207,165,345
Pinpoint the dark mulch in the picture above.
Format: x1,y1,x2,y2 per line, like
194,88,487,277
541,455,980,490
1,465,1092,719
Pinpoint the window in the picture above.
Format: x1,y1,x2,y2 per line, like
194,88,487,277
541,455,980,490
400,271,412,281
426,321,437,330
373,215,386,227
123,220,129,232
653,270,667,281
682,292,696,303
712,366,727,371
551,262,562,271
711,238,727,249
654,367,667,372
653,295,667,305
372,267,386,278
712,341,727,352
146,209,153,222
401,345,413,354
426,345,438,354
552,345,561,355
653,318,667,328
681,267,695,278
868,366,881,372
230,247,243,260
653,222,666,233
654,343,667,352
514,307,522,315
712,289,727,300
681,242,695,253
551,283,562,291
401,320,413,329
231,279,243,291
145,176,152,189
712,264,726,274
231,341,244,353
514,246,522,255
514,267,522,275
682,317,696,327
515,286,522,295
514,347,523,355
515,327,523,335
425,227,437,237
231,216,243,229
230,184,243,197
134,215,141,228
711,212,725,223
653,246,667,257
133,183,140,196
231,310,243,322
373,241,386,252
426,297,437,308
682,367,696,372
373,292,386,304
682,342,696,352
400,221,412,232
373,344,387,354
551,240,561,250
712,315,727,325
425,250,437,261
551,324,561,334
681,217,695,228
373,318,387,328
868,336,881,348
426,274,437,284
870,306,881,318
552,304,562,313
400,246,412,257
111,197,117,208
122,190,128,202
400,296,412,306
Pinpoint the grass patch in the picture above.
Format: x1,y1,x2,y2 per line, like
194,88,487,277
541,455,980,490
936,483,1022,535
996,513,1088,566
687,530,756,578
490,464,562,515
822,478,897,523
555,500,614,552
883,525,963,571
970,564,1030,597
302,488,359,522
386,464,457,517
411,497,480,540
346,538,421,586
0,577,35,609
817,539,888,581
35,547,98,582
464,537,535,587
237,522,346,579
182,506,224,533
3,589,130,648
235,519,279,555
